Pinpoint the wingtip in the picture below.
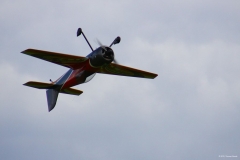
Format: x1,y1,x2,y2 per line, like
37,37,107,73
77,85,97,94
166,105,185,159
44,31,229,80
21,48,34,54
23,81,33,86
21,49,29,54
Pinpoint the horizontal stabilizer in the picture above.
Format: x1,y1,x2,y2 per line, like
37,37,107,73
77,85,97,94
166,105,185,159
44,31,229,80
60,88,83,96
24,81,54,89
24,81,83,96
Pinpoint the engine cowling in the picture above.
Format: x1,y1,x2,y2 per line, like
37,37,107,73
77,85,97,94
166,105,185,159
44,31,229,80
88,46,114,67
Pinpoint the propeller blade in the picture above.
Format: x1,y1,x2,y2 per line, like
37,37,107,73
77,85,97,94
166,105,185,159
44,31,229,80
113,59,119,64
96,38,103,46
96,39,107,51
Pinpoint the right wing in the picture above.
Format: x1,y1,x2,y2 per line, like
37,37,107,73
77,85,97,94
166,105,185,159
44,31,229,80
97,63,157,79
21,49,88,69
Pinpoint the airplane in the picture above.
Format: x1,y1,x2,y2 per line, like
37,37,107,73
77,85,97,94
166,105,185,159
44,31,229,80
22,28,158,112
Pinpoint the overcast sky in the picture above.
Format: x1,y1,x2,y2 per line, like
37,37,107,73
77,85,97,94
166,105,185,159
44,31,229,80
1,0,240,159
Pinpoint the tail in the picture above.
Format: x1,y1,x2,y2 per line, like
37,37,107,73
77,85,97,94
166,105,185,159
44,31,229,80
46,88,60,111
23,81,83,112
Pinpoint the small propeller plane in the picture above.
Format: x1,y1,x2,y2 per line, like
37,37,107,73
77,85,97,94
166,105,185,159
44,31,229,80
22,28,158,112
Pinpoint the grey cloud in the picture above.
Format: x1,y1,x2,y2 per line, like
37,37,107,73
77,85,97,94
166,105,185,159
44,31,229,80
1,0,240,160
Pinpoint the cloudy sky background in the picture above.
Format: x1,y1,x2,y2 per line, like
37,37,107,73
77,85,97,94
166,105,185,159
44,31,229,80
1,0,240,159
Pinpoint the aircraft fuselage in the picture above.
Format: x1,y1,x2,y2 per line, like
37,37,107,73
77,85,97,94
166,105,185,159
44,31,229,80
55,46,114,90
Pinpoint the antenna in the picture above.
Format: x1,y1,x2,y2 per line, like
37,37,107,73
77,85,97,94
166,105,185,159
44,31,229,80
77,28,93,51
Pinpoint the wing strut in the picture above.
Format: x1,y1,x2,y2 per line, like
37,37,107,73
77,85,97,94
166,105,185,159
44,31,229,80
77,28,93,51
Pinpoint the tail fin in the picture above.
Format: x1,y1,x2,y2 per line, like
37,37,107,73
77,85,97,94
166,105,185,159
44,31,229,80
46,88,60,112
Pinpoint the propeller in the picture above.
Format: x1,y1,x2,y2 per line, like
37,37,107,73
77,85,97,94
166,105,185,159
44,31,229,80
113,59,119,64
96,38,106,51
96,37,121,64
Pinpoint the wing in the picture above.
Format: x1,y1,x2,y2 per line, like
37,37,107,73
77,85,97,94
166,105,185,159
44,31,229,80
21,49,88,69
96,63,157,79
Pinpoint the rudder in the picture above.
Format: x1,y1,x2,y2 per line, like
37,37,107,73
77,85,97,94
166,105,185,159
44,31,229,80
46,88,60,112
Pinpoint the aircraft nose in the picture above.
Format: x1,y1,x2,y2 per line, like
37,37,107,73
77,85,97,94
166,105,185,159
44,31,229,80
103,47,114,60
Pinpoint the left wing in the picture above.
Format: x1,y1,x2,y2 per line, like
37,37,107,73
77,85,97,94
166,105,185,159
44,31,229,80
21,49,88,69
96,63,157,79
